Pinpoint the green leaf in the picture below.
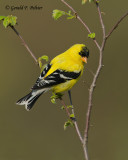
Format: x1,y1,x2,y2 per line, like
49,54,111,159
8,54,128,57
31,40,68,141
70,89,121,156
96,0,100,3
3,15,17,28
61,106,65,110
50,92,63,104
88,32,95,39
0,16,6,21
52,9,75,20
3,17,8,28
89,0,99,3
10,16,17,26
64,120,74,130
65,10,75,19
89,0,94,2
52,9,65,20
51,98,56,104
67,16,75,19
38,55,49,73
82,0,88,5
41,64,47,73
39,55,49,62
50,93,58,104
67,105,72,109
68,10,71,15
38,60,42,69
70,114,75,118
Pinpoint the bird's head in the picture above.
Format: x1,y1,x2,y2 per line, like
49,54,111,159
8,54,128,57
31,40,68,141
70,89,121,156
68,44,89,63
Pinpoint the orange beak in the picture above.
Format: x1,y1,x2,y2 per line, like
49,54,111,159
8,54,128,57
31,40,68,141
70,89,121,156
81,57,87,63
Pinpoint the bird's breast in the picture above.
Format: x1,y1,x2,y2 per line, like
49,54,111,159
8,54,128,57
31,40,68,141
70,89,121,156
52,79,78,93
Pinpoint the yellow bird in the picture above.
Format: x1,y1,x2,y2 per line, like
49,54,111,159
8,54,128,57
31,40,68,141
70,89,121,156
16,44,89,110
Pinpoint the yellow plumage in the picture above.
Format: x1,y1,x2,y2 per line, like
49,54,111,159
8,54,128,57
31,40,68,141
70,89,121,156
46,44,85,74
49,44,85,93
16,44,89,110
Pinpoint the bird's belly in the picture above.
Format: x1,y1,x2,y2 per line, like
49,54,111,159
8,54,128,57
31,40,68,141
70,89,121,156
52,80,77,93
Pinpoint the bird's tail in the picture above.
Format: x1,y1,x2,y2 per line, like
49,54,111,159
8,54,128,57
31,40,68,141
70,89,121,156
16,89,46,111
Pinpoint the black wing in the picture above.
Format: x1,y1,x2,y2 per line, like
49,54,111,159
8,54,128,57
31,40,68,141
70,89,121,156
32,69,81,89
32,63,51,89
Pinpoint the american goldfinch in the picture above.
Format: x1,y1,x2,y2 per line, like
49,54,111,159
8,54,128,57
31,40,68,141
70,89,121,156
16,44,89,110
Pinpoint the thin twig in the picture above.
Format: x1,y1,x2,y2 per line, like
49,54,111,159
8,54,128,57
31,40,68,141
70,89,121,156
83,0,128,148
83,2,106,145
9,25,38,63
96,3,106,50
60,98,71,118
73,112,84,145
8,2,128,160
68,91,84,144
61,1,128,160
106,11,128,39
86,67,95,76
68,91,89,160
61,0,100,50
84,50,103,144
61,93,84,144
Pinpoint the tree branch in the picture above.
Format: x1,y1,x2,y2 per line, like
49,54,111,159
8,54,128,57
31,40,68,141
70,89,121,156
96,3,106,50
60,96,84,144
83,1,128,149
9,25,38,63
7,2,128,160
60,98,71,118
68,90,89,160
83,1,105,145
61,1,128,160
68,91,84,143
61,0,100,50
83,50,103,144
106,11,128,39
60,99,86,160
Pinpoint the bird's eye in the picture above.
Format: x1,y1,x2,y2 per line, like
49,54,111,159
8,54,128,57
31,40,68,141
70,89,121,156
79,47,89,58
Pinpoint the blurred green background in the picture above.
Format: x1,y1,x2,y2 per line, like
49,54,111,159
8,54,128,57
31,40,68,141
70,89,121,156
0,0,128,160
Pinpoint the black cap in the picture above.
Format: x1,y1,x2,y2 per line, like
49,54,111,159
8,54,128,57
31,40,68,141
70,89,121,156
79,46,89,58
